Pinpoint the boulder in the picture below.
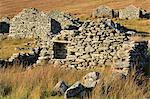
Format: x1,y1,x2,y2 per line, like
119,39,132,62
52,80,68,95
64,82,85,99
82,72,101,88
83,72,100,81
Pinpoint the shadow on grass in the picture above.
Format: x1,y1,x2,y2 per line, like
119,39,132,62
143,49,150,77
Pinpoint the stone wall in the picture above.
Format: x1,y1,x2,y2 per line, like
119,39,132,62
0,48,41,68
0,34,7,41
9,8,52,39
0,7,148,74
119,5,140,19
37,18,148,74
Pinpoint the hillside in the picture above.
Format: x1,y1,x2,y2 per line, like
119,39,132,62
0,0,150,18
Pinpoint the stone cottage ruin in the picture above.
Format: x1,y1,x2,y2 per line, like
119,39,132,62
37,18,148,74
48,10,82,33
8,8,81,39
119,5,141,19
0,7,148,75
9,8,51,39
92,5,114,18
92,5,150,19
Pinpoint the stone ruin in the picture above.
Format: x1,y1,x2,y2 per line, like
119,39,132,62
92,5,114,18
119,5,141,19
119,5,150,19
48,10,82,34
8,8,82,39
9,8,51,39
0,48,41,68
0,7,148,75
92,5,150,19
36,18,148,75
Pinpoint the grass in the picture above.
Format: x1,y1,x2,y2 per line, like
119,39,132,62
0,0,150,18
113,18,150,33
0,38,35,59
0,65,149,99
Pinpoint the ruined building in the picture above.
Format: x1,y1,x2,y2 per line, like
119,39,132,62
9,8,52,39
48,10,82,34
119,5,141,19
92,5,114,18
37,18,148,75
1,8,147,75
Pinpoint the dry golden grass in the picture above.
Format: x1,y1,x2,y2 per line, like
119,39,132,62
0,0,150,18
0,0,150,35
0,65,149,99
113,19,150,33
0,38,35,59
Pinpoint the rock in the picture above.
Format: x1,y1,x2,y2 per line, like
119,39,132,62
64,82,85,99
52,80,68,95
82,72,101,88
83,72,100,80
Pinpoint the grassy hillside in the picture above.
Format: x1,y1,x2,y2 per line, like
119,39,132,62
0,0,150,34
0,0,150,18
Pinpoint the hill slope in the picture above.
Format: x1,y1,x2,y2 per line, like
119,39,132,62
0,0,150,18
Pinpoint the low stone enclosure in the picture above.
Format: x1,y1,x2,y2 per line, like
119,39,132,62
0,7,149,75
0,48,41,68
92,5,150,19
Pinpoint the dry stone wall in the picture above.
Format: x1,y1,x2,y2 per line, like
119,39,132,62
48,10,82,34
0,48,41,68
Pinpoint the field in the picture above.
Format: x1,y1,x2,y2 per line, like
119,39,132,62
0,65,150,99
